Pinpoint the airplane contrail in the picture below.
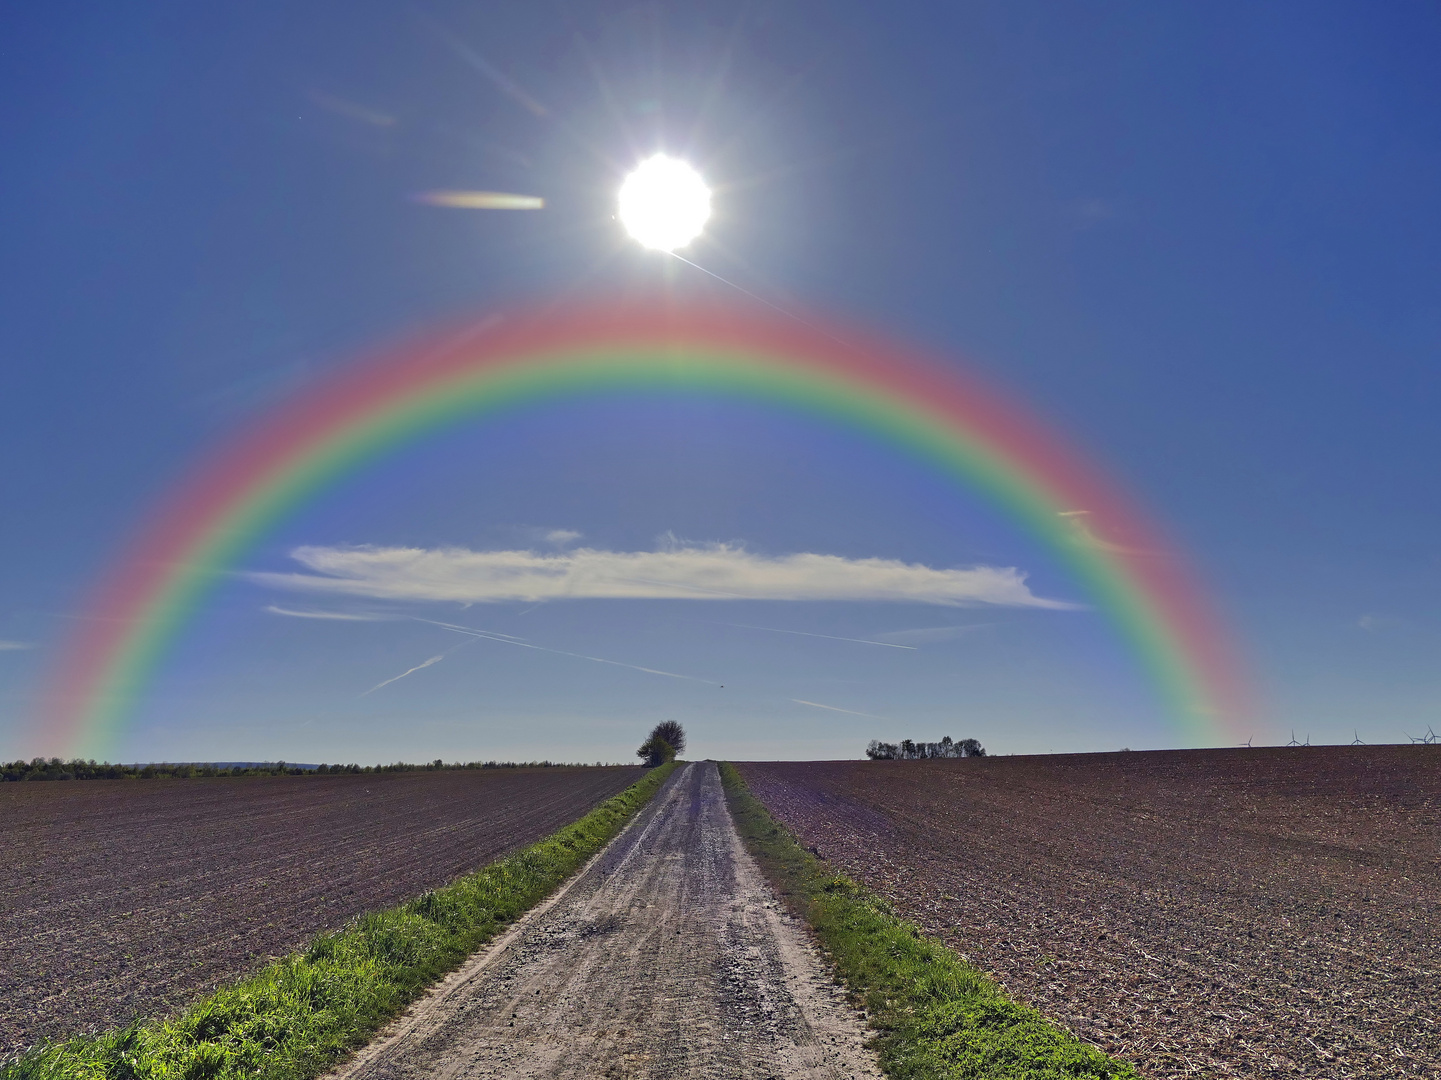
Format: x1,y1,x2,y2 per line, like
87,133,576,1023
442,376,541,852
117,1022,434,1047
725,623,916,650
429,619,721,686
790,698,890,720
409,616,527,641
362,652,450,696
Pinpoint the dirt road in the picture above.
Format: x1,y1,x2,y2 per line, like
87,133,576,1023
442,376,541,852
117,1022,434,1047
335,762,880,1080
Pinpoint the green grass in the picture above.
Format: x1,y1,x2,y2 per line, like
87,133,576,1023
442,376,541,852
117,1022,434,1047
718,762,1139,1080
3,762,678,1080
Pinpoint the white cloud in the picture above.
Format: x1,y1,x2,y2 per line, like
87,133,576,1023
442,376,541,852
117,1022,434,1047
545,529,583,546
251,542,1077,608
0,640,34,650
263,605,388,621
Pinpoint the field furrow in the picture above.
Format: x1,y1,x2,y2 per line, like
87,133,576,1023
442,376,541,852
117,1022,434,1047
739,747,1441,1079
0,767,642,1054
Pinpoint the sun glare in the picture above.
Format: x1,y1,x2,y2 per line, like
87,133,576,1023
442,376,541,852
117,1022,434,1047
618,154,711,252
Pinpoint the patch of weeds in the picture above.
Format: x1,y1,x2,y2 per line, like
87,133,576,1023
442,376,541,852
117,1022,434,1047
718,762,1138,1080
3,763,678,1080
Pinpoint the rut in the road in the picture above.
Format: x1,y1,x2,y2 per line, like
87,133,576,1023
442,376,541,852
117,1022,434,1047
334,762,881,1080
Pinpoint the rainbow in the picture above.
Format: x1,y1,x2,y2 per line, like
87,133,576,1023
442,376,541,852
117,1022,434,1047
37,299,1250,758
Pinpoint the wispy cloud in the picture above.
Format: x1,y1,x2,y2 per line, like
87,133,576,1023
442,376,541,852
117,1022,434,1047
1058,510,1148,557
307,89,396,128
790,698,890,720
1357,613,1402,633
544,529,582,546
251,543,1076,609
264,605,389,621
0,640,34,650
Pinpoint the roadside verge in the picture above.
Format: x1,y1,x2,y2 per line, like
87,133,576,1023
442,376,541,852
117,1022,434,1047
718,762,1138,1080
4,762,678,1080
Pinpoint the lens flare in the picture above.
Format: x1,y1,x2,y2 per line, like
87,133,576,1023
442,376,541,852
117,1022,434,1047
618,155,711,251
414,191,544,209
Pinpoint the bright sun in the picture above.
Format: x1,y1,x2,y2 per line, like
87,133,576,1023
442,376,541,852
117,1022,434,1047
618,154,711,252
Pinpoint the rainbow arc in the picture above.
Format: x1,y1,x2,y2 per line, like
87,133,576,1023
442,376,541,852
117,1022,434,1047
38,300,1252,757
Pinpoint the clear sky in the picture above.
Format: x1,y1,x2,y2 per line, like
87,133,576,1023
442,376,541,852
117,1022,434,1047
2,2,1439,763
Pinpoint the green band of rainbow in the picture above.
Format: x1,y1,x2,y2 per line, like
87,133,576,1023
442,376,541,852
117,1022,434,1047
37,301,1251,757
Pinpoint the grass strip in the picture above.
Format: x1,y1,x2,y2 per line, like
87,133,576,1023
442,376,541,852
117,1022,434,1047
718,762,1138,1080
4,762,678,1080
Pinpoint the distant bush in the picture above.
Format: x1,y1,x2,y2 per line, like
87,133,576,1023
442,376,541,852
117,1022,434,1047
637,721,686,768
0,758,606,782
865,736,986,760
636,735,677,768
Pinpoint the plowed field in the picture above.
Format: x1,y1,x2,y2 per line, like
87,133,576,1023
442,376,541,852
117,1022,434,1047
0,766,642,1054
739,747,1441,1079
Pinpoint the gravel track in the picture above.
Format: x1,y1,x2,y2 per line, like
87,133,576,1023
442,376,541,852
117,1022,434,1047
1,767,642,1053
333,762,880,1080
739,748,1441,1080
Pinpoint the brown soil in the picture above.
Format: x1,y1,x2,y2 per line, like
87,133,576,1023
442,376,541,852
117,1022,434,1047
333,762,880,1080
0,766,642,1054
738,747,1441,1079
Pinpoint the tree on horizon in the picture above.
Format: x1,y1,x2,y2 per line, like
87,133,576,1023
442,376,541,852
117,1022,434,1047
637,720,686,767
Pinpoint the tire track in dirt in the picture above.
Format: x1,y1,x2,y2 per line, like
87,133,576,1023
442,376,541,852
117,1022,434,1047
334,763,880,1080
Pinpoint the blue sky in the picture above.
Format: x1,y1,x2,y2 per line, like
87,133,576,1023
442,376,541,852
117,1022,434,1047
2,2,1439,763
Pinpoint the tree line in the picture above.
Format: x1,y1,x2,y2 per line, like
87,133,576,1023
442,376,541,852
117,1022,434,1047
1,757,601,782
865,736,986,760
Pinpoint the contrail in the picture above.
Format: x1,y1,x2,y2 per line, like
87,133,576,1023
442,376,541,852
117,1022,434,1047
790,698,890,720
362,652,449,696
725,622,916,650
429,619,721,686
409,616,527,641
